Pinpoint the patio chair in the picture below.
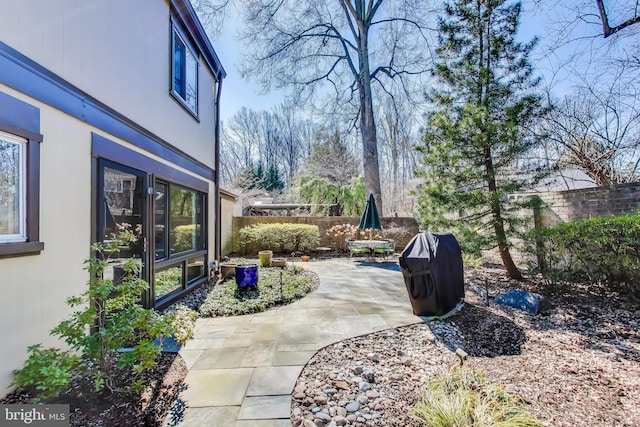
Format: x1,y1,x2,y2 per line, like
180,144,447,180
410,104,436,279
347,239,370,260
374,239,395,260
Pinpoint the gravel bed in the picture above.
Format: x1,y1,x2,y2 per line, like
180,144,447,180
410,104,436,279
292,266,640,427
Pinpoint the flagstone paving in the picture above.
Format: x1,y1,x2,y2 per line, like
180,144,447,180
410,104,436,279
170,258,421,426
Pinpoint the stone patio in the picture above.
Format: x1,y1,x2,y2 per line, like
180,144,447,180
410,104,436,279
170,258,420,426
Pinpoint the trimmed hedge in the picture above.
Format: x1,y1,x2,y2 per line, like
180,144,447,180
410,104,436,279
530,212,640,294
237,223,320,254
173,224,198,253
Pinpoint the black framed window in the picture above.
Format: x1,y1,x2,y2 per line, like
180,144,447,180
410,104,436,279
155,264,183,301
154,182,168,260
154,180,206,304
170,185,205,255
0,122,43,257
171,23,199,116
97,161,147,302
92,133,209,309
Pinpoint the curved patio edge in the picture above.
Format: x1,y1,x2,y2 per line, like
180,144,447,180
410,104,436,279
169,258,419,427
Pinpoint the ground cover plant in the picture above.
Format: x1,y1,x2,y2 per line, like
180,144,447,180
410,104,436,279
412,367,543,427
3,250,318,426
199,260,317,317
292,263,640,427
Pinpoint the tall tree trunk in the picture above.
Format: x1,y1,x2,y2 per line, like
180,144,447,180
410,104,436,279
484,147,522,279
357,15,383,213
478,0,520,279
384,112,400,198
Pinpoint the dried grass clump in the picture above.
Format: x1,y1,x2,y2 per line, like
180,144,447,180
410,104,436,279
412,367,543,427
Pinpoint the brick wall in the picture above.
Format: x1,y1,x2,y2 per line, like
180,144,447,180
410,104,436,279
481,182,640,267
533,182,640,227
231,216,420,254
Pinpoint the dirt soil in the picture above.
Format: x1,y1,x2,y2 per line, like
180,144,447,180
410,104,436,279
293,264,640,426
1,352,187,427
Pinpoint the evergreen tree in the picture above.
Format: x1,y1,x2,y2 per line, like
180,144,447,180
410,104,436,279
265,164,285,192
415,0,546,279
232,161,284,193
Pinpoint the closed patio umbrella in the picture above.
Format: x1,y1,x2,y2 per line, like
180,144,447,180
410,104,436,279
359,193,381,239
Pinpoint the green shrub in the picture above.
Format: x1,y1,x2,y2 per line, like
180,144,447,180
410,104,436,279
527,212,640,294
412,367,543,427
11,345,79,401
173,224,199,253
11,227,197,398
238,223,320,254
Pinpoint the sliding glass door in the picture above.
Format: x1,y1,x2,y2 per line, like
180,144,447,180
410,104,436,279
93,140,210,309
97,161,150,305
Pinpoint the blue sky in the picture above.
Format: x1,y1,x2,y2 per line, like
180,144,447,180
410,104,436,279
209,0,635,122
212,7,284,122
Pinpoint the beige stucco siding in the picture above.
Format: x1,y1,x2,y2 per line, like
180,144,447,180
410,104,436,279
0,85,217,394
0,0,217,163
220,191,238,256
0,87,92,394
0,0,223,395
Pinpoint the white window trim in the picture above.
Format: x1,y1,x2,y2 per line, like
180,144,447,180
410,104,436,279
0,130,27,243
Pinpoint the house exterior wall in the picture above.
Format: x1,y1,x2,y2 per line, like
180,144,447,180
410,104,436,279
220,190,238,256
0,0,224,395
0,86,96,395
0,0,217,164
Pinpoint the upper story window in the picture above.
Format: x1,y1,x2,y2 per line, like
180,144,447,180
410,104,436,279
0,131,26,243
171,24,199,116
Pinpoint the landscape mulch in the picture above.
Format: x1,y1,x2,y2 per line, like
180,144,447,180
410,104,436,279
3,263,639,426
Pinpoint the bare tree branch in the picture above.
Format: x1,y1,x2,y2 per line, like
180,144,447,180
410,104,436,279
596,0,640,37
237,0,437,214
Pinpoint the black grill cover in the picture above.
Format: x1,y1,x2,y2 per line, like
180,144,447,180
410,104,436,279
399,233,465,316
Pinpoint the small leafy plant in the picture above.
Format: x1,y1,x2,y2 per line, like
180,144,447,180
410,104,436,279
11,226,197,398
10,345,79,401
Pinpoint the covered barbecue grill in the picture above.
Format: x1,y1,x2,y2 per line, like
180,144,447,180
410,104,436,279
399,232,465,317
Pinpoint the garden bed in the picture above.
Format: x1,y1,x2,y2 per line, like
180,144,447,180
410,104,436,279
1,353,187,427
1,261,318,426
292,264,640,426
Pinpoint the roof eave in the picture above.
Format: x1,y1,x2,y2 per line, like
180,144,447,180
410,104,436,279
170,0,227,81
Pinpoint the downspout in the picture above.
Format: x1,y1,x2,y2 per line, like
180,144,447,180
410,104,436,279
214,75,223,268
